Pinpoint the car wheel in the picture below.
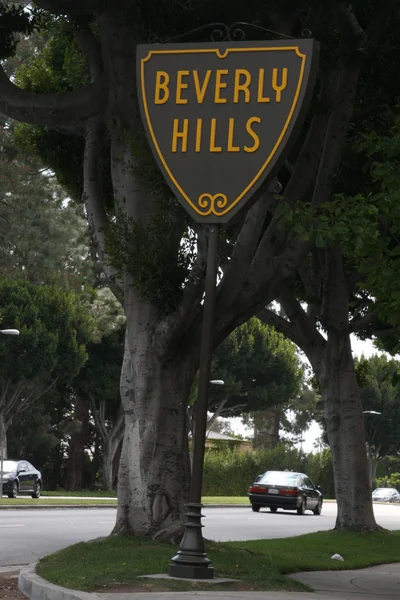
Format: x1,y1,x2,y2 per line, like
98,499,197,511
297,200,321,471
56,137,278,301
297,498,306,515
31,481,41,499
251,504,260,512
8,481,18,499
313,499,322,515
270,507,278,513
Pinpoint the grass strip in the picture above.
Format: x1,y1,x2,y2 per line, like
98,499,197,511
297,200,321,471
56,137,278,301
202,496,249,504
37,529,400,593
41,490,117,497
0,497,116,506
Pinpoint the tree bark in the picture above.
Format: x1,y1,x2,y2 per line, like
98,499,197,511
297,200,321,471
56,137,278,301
367,452,379,487
312,336,377,530
65,397,90,491
0,414,8,459
89,395,125,491
259,248,378,530
253,410,281,450
102,430,124,490
113,323,195,541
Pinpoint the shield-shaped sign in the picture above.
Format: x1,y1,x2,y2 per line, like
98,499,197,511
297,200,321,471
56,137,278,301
137,40,319,223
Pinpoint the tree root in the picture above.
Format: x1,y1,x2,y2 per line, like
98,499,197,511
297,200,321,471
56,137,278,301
152,523,184,544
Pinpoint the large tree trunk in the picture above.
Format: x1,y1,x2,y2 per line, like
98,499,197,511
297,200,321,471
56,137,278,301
103,433,123,490
306,246,378,531
89,395,125,491
0,414,7,459
113,324,195,540
316,336,376,530
367,453,379,487
252,410,280,449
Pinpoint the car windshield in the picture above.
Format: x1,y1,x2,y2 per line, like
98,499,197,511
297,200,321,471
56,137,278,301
1,460,18,473
259,471,299,486
373,489,395,496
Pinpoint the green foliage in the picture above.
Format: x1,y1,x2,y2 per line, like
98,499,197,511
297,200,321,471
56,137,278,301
358,354,400,459
107,210,194,313
13,20,89,201
75,323,125,420
208,317,303,415
202,446,334,497
375,473,400,490
0,120,91,286
15,19,88,92
0,276,90,385
376,456,400,480
14,125,85,202
0,2,33,60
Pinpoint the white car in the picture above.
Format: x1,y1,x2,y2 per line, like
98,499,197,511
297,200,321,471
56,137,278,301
372,487,400,503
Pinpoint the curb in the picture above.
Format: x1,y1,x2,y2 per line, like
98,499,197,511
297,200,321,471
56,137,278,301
19,564,102,600
0,503,251,510
0,564,27,573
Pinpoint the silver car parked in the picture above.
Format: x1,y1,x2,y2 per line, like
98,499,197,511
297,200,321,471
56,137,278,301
372,487,400,503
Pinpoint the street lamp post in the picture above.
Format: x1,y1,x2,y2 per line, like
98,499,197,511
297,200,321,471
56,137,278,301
0,328,20,496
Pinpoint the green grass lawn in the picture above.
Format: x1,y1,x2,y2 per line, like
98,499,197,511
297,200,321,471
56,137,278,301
37,529,400,593
203,496,249,504
41,490,117,497
0,496,244,506
40,491,248,502
0,497,117,506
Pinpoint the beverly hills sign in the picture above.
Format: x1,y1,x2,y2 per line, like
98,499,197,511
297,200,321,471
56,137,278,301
137,40,319,223
136,34,319,581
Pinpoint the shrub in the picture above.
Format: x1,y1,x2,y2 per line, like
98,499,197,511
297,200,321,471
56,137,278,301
202,444,334,497
375,472,400,490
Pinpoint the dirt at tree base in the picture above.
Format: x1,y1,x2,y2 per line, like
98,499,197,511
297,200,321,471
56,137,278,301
91,578,258,593
0,572,25,600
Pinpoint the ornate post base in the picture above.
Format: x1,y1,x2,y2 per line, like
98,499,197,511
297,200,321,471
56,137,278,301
168,503,214,579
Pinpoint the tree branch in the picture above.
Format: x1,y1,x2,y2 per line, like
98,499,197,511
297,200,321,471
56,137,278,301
257,307,306,349
335,2,367,46
310,63,360,209
83,119,120,293
279,290,326,349
217,186,278,311
0,64,105,133
284,68,339,206
109,404,124,440
73,20,103,81
349,310,378,333
206,399,227,435
158,227,208,359
89,393,108,443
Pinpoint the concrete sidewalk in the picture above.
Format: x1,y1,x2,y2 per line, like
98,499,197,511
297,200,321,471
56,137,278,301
290,562,400,597
16,562,400,600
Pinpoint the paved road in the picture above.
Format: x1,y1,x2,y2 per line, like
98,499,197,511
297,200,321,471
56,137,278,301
1,503,400,567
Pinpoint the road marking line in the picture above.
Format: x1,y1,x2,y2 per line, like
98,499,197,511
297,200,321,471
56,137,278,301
99,521,115,524
0,524,25,528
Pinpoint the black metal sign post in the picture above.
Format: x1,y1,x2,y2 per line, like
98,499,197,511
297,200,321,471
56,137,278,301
169,224,219,578
136,28,319,579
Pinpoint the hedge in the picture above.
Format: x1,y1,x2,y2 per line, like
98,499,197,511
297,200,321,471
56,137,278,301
202,445,335,498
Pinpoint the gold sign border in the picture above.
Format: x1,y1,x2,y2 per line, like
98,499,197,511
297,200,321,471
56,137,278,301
140,47,306,218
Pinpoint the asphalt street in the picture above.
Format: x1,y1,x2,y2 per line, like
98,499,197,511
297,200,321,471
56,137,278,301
1,503,400,567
